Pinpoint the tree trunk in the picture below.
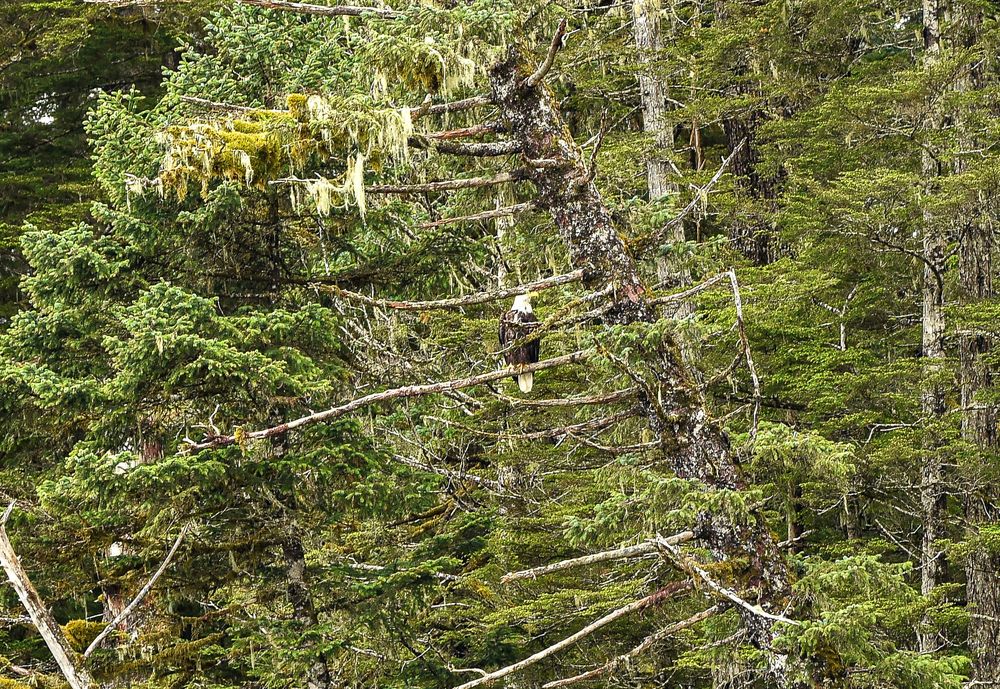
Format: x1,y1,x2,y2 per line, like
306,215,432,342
489,50,792,683
632,0,693,310
918,0,947,654
282,532,332,689
953,2,1000,674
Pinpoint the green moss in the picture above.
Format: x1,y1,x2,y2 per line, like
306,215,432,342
286,93,309,121
62,619,107,653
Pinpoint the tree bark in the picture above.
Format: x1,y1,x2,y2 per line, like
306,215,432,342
953,3,1000,678
632,0,693,309
489,49,792,682
282,533,332,689
918,0,947,654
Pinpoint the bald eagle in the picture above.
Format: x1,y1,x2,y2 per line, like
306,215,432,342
499,294,540,393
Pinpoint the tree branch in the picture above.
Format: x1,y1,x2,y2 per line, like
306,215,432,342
524,19,569,87
501,530,695,583
0,502,94,689
492,386,638,408
452,581,692,689
83,523,193,657
653,536,800,627
418,202,534,229
541,605,723,688
184,350,592,451
235,0,400,19
319,268,582,311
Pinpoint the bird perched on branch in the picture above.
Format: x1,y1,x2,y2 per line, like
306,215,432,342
499,293,541,393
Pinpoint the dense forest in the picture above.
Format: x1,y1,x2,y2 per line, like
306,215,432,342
2,0,999,687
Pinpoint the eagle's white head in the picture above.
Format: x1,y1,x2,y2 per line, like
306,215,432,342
512,293,533,313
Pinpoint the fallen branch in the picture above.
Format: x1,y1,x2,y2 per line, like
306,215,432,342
452,581,692,689
502,530,695,583
184,350,592,450
0,502,94,689
524,19,569,87
319,268,582,311
83,523,193,657
542,604,723,688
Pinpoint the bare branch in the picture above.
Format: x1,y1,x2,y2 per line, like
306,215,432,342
83,523,193,657
411,95,494,121
452,581,692,689
320,268,582,311
524,19,569,87
273,170,526,194
653,536,800,627
0,501,94,689
426,121,506,140
492,386,638,408
184,350,592,451
418,202,534,229
725,270,762,442
635,139,745,254
542,605,723,688
234,0,400,19
502,530,695,583
413,138,522,157
427,406,640,442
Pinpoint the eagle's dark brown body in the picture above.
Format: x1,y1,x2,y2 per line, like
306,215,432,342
499,301,540,392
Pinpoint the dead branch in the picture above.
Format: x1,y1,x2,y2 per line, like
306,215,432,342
418,202,533,229
319,268,582,311
452,581,692,689
524,19,569,87
502,530,695,583
634,139,745,254
179,95,285,113
184,350,592,451
83,523,193,657
427,406,640,442
235,0,400,19
652,536,799,627
541,604,723,688
493,386,638,408
411,94,494,121
426,122,506,140
392,453,503,493
365,170,526,194
412,138,521,157
649,272,730,306
725,270,762,441
0,502,94,689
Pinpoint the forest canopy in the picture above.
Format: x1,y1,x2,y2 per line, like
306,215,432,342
1,1,999,688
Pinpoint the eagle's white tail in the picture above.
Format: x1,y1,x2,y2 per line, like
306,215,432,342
518,372,533,393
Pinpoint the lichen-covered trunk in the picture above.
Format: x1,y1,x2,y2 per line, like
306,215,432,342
490,48,791,681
